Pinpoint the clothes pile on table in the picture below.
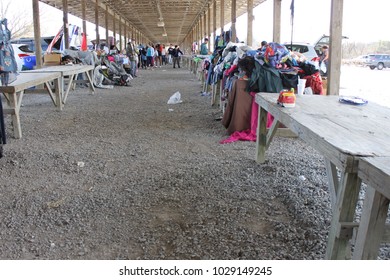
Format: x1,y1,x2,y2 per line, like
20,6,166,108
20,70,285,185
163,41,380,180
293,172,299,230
215,41,323,144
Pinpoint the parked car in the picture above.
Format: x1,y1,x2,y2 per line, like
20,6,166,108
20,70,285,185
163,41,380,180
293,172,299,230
364,54,390,70
11,44,34,72
285,42,318,61
9,36,59,53
313,34,348,55
350,55,369,66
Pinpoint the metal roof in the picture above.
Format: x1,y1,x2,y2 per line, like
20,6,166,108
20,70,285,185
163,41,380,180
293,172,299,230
39,0,266,44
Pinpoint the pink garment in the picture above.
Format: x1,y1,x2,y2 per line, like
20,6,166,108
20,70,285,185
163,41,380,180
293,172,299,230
224,64,238,76
220,92,274,144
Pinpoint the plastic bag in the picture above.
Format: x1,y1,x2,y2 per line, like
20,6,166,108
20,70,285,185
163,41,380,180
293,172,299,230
320,62,327,73
304,87,313,95
167,91,182,104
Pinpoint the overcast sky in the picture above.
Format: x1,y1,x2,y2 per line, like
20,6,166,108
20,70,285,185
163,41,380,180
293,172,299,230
6,0,390,45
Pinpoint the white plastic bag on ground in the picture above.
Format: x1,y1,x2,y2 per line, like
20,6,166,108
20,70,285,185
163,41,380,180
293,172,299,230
167,91,182,104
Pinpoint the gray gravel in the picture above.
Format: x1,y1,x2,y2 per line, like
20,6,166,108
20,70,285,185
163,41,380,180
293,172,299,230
0,65,388,260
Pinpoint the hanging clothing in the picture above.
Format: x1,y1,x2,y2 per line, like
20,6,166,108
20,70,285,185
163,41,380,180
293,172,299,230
248,60,283,93
0,18,17,86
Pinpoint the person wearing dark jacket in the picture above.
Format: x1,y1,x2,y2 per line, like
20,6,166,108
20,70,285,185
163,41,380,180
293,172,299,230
172,45,183,68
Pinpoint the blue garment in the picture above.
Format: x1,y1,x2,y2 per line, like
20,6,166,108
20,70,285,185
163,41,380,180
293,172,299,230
146,47,154,57
200,43,208,55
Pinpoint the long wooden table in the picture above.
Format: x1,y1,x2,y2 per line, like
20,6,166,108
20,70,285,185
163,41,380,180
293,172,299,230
0,72,62,138
255,93,390,259
28,64,95,108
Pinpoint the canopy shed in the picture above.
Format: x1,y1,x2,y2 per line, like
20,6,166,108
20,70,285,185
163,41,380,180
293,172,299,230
33,0,344,95
39,0,266,47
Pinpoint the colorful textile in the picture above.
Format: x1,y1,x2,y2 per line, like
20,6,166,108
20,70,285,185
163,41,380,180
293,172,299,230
220,92,275,144
263,42,289,68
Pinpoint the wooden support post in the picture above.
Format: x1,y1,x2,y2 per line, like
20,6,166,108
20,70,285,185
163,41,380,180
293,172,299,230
247,0,254,46
124,24,127,46
203,11,207,40
113,14,116,47
231,0,237,42
220,0,225,35
207,6,211,48
94,0,99,47
119,17,122,51
213,0,217,51
63,0,69,49
105,5,109,42
81,0,87,45
32,0,42,68
273,0,281,43
328,0,344,95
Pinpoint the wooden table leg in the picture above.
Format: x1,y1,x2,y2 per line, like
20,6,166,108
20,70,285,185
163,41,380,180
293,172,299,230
325,159,339,210
62,74,75,104
353,187,390,259
85,70,95,93
256,106,268,163
54,77,63,110
44,78,62,110
326,170,361,259
8,91,23,139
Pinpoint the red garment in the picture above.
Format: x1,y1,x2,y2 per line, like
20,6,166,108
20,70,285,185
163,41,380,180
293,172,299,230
81,33,87,51
303,72,324,95
224,64,238,76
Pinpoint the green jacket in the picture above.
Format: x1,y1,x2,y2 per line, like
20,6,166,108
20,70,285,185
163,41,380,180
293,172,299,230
248,61,283,93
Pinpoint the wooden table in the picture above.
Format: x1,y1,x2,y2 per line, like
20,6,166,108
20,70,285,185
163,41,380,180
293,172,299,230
29,64,95,107
255,92,390,259
0,72,61,138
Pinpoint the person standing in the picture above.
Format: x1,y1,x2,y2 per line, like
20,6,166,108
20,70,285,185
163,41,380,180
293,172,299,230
161,44,167,65
320,45,329,77
167,44,174,64
200,38,209,55
155,43,162,67
172,45,183,68
146,44,155,68
140,46,147,69
125,39,139,77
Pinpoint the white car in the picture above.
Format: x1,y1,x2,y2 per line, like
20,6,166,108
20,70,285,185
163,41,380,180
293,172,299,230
11,44,34,71
285,42,318,61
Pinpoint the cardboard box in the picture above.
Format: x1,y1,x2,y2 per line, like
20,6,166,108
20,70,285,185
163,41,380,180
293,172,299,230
43,53,62,66
322,77,327,95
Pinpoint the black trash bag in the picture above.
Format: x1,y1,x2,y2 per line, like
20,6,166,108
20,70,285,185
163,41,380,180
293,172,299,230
280,73,299,89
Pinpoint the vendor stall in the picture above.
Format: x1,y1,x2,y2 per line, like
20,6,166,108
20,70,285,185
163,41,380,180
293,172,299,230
216,41,324,143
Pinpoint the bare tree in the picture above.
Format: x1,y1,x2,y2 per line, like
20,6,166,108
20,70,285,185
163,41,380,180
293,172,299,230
0,0,34,39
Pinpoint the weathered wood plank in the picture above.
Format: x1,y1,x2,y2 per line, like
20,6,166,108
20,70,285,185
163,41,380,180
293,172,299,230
340,222,390,243
255,93,390,164
255,106,267,163
353,187,390,259
358,157,390,199
273,128,297,138
325,159,339,210
1,72,61,94
326,171,361,259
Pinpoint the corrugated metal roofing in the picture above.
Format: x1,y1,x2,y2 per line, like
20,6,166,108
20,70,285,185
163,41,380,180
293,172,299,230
39,0,266,44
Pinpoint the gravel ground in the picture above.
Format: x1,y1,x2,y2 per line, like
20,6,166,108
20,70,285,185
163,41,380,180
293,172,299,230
0,64,388,260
